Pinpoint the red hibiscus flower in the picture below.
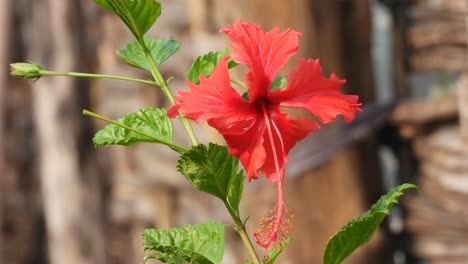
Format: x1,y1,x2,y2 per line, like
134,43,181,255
168,20,362,248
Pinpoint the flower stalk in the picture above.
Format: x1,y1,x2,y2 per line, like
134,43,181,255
224,201,261,264
40,70,157,86
138,39,199,146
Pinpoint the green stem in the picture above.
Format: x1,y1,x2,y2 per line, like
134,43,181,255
138,39,199,146
39,70,156,86
82,109,186,153
225,202,261,264
230,78,248,91
236,221,261,264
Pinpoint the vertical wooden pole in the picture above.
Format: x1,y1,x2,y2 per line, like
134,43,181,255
28,1,106,264
0,0,12,261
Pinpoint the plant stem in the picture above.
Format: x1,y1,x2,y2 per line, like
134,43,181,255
39,70,156,86
138,39,199,146
230,78,248,91
224,202,261,264
236,221,262,264
82,109,186,153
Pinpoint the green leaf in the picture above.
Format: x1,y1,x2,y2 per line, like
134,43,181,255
93,108,172,146
94,0,161,39
187,48,238,85
143,222,225,264
270,76,287,91
261,237,292,264
323,183,417,264
94,0,113,11
177,143,245,217
117,37,181,72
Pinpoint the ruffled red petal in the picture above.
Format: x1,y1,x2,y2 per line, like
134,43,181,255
270,59,362,124
260,106,319,182
221,20,301,101
168,58,256,130
217,114,266,181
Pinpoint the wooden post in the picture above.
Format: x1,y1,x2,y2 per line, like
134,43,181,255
28,1,106,264
0,0,12,261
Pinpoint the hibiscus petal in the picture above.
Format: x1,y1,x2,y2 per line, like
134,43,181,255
260,107,320,182
168,58,256,130
221,20,301,101
219,115,266,182
270,59,362,124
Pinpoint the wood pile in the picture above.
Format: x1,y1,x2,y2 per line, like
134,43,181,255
393,1,468,263
405,125,468,263
408,0,467,72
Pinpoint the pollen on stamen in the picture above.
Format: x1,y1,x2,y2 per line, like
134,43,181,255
253,203,293,249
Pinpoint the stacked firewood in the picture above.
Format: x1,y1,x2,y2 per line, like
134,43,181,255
405,125,468,263
396,1,468,263
408,0,467,72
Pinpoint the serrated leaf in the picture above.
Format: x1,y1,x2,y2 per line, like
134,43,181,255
261,237,292,264
94,0,113,11
93,108,172,146
187,48,238,85
117,37,181,72
270,76,287,91
94,0,161,39
143,222,225,264
323,183,417,264
177,143,245,217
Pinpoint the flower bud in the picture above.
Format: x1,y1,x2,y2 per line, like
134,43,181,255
10,63,43,79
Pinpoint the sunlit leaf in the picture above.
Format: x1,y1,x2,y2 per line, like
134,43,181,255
143,222,225,264
177,143,245,218
93,108,172,146
187,48,238,85
94,0,161,39
261,237,292,264
117,37,181,72
270,76,287,91
323,183,417,264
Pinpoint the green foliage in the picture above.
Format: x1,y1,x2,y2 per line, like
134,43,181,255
270,76,287,91
10,62,43,79
261,237,292,264
323,183,417,264
143,222,225,264
117,37,181,73
187,48,238,85
93,108,173,147
94,0,161,39
177,143,245,218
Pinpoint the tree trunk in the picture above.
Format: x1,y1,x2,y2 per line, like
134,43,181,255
0,0,12,261
28,1,106,264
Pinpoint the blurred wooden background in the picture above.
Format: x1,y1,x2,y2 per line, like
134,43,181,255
5,0,462,263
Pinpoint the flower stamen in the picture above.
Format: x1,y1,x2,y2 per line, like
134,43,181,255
254,104,292,248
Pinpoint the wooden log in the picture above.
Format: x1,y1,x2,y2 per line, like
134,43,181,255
409,46,466,72
419,165,468,223
413,126,467,171
390,95,458,125
412,0,467,13
413,237,468,260
406,196,468,240
407,21,467,49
